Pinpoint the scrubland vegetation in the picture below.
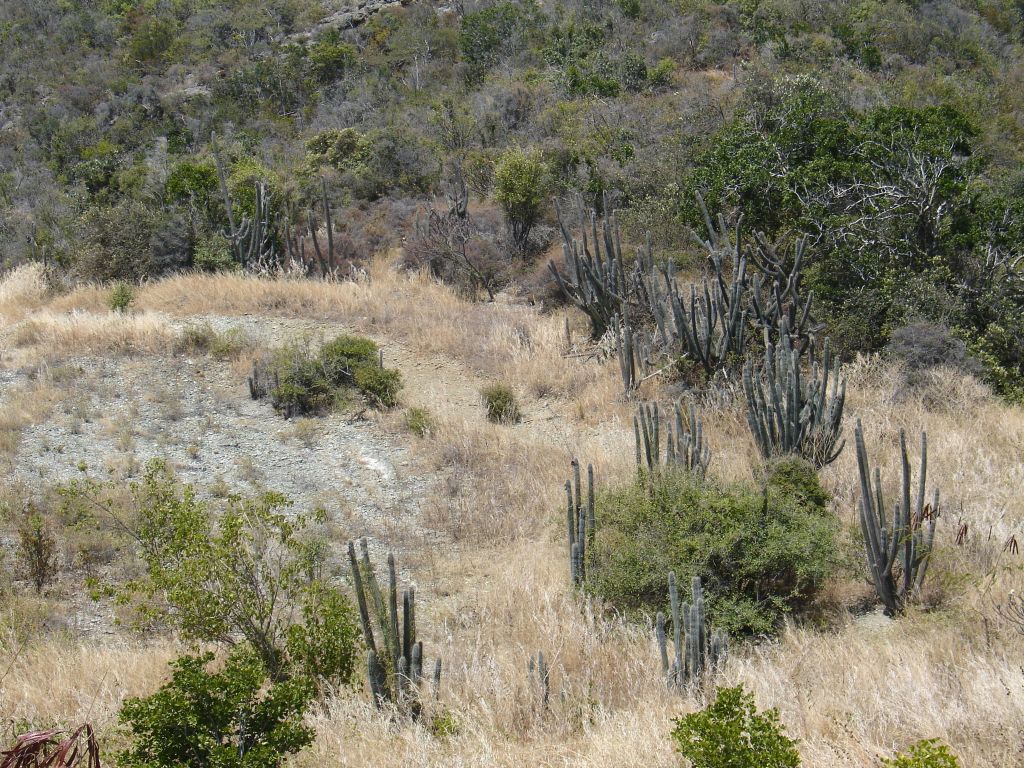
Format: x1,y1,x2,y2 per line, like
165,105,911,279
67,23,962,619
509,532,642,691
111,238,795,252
1,0,1024,766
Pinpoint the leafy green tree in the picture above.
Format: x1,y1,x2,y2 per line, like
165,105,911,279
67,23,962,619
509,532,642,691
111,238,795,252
493,146,550,252
671,685,801,768
118,646,315,768
459,1,542,85
68,460,361,688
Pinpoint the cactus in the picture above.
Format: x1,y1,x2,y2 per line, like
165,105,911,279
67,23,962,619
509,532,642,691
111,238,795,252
549,195,634,340
347,539,440,712
854,421,939,616
743,325,846,467
747,233,821,350
566,459,595,587
656,573,727,687
635,401,711,478
528,651,550,710
639,196,749,375
212,133,277,270
614,313,651,396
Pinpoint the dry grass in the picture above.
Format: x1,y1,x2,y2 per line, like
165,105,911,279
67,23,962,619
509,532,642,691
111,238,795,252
1,260,1023,767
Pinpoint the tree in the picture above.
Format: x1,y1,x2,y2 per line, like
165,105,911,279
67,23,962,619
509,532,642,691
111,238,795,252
65,460,361,689
493,146,549,252
118,646,315,768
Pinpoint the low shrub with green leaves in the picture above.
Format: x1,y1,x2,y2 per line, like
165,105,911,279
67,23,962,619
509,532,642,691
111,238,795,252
17,508,59,593
406,406,436,437
882,740,961,768
254,334,402,416
118,645,315,768
586,462,837,635
482,383,521,423
353,364,402,408
65,459,362,689
176,322,250,360
671,685,801,768
109,282,134,313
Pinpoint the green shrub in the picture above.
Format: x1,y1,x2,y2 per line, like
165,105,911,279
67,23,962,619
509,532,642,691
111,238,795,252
118,645,315,768
193,232,237,272
270,343,336,417
353,364,402,408
406,407,436,437
671,685,800,768
17,510,59,593
482,384,521,423
762,457,831,512
320,334,402,407
882,740,961,768
586,468,837,635
177,323,250,360
493,146,550,251
109,282,134,313
321,334,379,385
253,335,402,416
67,460,361,687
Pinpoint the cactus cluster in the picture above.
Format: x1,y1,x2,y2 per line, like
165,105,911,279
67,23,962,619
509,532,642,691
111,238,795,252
565,459,595,587
550,196,823,398
656,572,728,687
549,197,635,340
212,134,277,271
854,421,940,616
640,201,749,376
634,401,711,478
347,539,441,713
747,233,821,348
743,326,847,467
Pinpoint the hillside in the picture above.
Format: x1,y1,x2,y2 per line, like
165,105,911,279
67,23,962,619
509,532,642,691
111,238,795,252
1,1,1024,767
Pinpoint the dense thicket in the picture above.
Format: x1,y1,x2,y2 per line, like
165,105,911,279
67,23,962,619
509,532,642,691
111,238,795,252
2,0,1024,392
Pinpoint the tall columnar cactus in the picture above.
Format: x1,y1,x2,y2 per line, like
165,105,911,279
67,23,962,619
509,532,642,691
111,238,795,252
743,325,847,467
854,421,940,616
565,459,595,587
527,651,550,710
640,196,749,375
656,572,727,687
635,401,711,478
549,195,636,340
641,253,749,376
212,133,278,270
746,233,821,350
347,539,440,712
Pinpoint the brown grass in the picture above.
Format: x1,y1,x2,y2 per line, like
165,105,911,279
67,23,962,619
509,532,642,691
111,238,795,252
1,260,1022,767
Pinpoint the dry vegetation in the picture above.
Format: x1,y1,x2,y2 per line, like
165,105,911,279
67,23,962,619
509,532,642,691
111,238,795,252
0,261,1022,767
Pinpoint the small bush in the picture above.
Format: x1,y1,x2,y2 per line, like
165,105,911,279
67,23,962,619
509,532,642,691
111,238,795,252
118,646,315,768
493,146,550,252
252,335,402,416
482,383,521,423
270,343,336,417
762,457,831,512
177,323,250,360
586,468,837,635
17,509,59,593
406,407,436,437
882,740,961,768
671,685,800,768
353,364,402,408
321,334,379,385
109,282,134,313
888,323,980,376
193,232,237,272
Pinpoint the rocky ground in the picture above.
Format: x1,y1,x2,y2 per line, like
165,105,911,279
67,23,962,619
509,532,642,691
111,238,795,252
0,315,446,635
